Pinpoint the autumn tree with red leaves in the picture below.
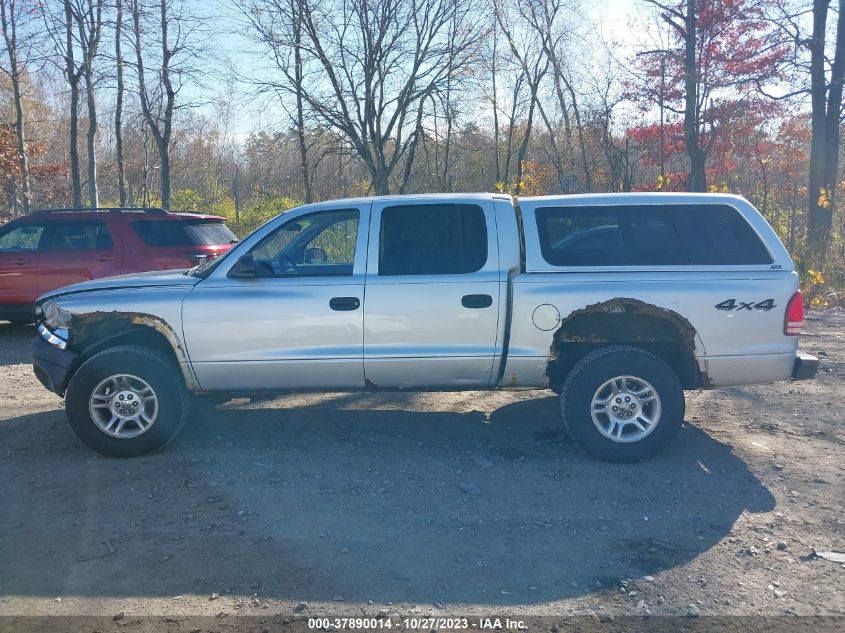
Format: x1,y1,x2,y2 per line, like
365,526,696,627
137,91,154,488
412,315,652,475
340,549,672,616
633,0,787,191
0,0,39,215
0,124,67,214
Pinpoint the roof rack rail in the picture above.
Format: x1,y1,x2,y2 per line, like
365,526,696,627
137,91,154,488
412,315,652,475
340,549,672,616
32,207,169,215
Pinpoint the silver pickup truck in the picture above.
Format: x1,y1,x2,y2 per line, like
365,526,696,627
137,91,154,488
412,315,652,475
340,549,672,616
31,193,818,461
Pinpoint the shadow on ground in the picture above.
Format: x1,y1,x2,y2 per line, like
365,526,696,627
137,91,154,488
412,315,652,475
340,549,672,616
0,323,35,365
0,394,774,605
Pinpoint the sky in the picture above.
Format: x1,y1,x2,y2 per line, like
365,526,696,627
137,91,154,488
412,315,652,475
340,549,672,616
199,0,647,138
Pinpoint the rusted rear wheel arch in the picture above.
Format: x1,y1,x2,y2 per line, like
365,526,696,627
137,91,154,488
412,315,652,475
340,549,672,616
546,298,705,392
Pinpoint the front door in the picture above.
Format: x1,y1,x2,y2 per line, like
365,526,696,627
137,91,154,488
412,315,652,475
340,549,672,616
182,203,370,391
0,221,46,310
363,198,501,388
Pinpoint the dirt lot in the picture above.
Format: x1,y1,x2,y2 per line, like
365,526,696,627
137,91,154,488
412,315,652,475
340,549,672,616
0,312,842,627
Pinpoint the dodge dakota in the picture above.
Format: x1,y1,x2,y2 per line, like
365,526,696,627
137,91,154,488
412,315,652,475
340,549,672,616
30,193,818,461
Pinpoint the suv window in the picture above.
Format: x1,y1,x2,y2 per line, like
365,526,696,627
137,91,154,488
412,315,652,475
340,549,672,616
379,203,487,275
668,204,773,265
131,220,235,247
536,206,686,266
184,221,236,246
250,209,359,277
0,223,46,251
42,221,112,251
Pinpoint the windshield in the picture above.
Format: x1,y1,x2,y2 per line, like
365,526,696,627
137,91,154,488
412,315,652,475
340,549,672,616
186,214,290,278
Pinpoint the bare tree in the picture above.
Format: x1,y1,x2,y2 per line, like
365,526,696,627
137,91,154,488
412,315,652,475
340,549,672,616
290,0,311,203
477,11,502,183
40,0,105,207
0,0,38,214
239,0,482,195
79,0,105,207
115,0,126,206
439,4,461,192
63,0,82,205
761,0,845,266
40,1,82,205
806,0,845,267
522,0,591,191
495,0,550,193
500,69,525,186
592,67,635,192
644,0,707,191
130,0,199,209
491,17,501,183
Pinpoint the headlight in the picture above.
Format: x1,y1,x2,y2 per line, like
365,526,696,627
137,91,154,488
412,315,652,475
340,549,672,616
42,300,72,329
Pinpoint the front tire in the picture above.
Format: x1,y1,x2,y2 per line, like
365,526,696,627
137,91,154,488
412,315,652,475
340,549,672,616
560,345,684,463
65,345,190,457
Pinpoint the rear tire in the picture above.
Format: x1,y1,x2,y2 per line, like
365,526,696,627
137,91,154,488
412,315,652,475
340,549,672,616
560,345,684,463
65,345,190,457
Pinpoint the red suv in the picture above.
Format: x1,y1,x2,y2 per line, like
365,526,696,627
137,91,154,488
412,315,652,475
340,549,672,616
0,208,236,323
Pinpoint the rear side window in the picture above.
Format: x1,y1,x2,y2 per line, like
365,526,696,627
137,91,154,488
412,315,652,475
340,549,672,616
536,206,686,266
668,204,772,264
0,223,45,251
184,221,236,245
379,203,487,275
43,221,112,251
132,220,234,247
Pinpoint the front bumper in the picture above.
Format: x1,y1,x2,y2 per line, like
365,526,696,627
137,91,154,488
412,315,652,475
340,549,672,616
31,335,78,396
792,352,819,380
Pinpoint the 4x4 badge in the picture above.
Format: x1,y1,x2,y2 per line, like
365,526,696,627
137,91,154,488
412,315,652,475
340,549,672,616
715,299,776,312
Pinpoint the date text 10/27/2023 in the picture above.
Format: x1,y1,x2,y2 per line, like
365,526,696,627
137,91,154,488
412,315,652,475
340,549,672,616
307,618,527,630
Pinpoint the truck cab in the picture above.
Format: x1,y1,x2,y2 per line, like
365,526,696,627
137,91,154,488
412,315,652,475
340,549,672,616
182,194,512,391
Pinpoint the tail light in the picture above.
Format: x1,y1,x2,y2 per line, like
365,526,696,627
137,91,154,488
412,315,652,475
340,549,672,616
784,290,804,336
187,252,209,266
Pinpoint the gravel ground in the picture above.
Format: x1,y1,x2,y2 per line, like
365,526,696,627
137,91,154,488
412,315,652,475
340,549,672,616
0,313,842,626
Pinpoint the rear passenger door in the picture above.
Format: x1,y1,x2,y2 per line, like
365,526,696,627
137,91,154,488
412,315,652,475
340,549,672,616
37,220,120,295
363,199,500,388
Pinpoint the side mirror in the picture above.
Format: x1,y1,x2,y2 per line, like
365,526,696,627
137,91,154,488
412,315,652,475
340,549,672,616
228,252,256,278
305,246,328,264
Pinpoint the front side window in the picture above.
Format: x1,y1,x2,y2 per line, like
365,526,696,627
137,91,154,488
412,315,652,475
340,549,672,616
0,223,46,251
43,222,112,251
379,203,487,275
536,206,686,266
249,209,359,277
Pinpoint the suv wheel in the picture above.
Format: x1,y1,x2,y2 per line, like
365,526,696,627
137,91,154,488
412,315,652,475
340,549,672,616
65,345,190,457
560,345,684,462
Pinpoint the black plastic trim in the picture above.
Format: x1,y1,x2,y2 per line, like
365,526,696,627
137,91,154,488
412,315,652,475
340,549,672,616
792,352,819,381
31,336,79,396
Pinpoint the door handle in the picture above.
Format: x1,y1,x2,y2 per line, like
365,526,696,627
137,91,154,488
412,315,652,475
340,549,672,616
13,258,27,266
462,294,493,309
96,256,113,262
329,296,360,311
